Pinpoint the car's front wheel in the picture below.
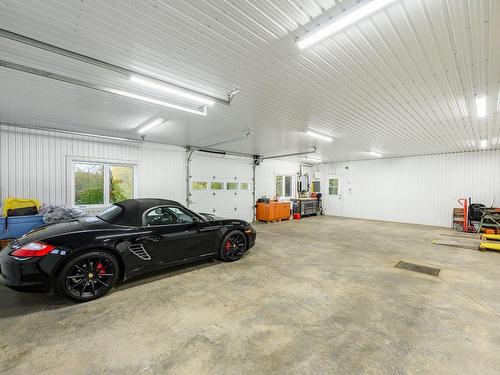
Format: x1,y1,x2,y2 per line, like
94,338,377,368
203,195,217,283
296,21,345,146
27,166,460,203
56,251,119,302
219,230,247,262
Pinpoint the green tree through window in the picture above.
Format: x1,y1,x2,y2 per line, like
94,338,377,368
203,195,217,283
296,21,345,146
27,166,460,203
74,163,104,205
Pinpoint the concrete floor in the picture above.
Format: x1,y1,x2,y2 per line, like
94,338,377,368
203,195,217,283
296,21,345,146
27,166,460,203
2,216,500,374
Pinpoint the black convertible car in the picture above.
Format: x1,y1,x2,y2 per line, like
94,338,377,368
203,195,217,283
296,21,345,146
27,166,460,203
0,198,256,302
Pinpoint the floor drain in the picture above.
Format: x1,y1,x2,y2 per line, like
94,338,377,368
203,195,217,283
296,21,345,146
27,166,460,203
395,261,440,277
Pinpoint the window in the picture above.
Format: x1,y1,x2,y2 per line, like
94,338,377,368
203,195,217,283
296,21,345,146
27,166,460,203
72,161,136,206
226,182,238,190
329,178,339,195
145,206,195,226
211,182,224,190
192,181,208,190
97,205,123,223
168,207,195,223
284,176,292,197
110,165,134,203
275,176,283,198
74,163,104,205
276,175,293,198
240,182,250,190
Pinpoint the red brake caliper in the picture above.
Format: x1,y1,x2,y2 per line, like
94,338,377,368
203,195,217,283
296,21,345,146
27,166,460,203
96,262,106,276
225,240,231,253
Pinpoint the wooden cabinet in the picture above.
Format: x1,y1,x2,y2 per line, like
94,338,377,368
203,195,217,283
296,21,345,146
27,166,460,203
256,202,290,222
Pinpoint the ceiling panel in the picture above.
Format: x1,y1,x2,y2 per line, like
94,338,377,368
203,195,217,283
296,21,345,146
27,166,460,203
0,0,498,161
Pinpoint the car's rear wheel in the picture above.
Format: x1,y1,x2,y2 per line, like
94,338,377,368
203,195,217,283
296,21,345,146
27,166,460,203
219,230,247,262
56,251,119,302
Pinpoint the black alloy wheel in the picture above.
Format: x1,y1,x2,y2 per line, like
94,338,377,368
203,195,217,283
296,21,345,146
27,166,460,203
57,251,119,302
219,230,247,262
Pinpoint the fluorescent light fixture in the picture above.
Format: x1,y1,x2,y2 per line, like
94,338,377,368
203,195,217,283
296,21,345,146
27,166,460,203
138,118,164,134
306,130,333,142
107,88,207,116
306,154,323,163
130,75,215,106
369,150,382,157
475,94,487,118
297,0,397,49
480,139,488,148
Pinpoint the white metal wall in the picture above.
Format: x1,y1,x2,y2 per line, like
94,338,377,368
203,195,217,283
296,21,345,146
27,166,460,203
317,150,500,227
0,125,187,211
255,159,300,200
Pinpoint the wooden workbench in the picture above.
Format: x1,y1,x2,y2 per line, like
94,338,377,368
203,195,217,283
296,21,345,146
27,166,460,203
256,201,290,223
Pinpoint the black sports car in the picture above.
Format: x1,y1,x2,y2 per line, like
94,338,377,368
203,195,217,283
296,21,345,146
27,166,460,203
0,198,256,302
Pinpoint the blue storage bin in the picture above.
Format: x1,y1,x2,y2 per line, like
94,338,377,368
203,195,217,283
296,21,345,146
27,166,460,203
0,215,45,240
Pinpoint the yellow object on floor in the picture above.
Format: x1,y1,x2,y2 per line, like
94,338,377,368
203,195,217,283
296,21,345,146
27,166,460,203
2,197,40,217
481,234,500,241
479,242,500,251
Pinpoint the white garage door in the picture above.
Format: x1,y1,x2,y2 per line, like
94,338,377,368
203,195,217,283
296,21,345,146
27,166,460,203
189,153,254,222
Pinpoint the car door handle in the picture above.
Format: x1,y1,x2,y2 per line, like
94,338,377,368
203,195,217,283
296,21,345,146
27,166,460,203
198,225,223,232
141,235,162,243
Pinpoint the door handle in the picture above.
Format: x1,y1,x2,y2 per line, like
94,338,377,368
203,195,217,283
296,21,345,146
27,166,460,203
198,225,223,232
141,235,161,243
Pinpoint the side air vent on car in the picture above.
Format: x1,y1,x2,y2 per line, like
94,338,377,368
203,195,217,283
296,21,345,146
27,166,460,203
128,244,151,260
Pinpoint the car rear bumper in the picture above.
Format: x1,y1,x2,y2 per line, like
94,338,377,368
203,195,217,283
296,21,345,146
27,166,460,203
0,246,52,292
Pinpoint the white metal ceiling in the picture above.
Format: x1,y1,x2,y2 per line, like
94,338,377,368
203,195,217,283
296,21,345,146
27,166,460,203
0,0,498,161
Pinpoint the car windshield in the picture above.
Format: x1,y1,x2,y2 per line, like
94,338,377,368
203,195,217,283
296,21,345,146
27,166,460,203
97,205,123,223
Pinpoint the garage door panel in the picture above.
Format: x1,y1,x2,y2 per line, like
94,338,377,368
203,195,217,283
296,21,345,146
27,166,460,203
189,154,253,222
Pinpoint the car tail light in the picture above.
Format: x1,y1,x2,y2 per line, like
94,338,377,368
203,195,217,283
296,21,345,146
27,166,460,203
10,242,55,258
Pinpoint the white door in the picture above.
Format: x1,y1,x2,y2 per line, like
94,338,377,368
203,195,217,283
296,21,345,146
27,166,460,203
189,153,253,222
322,174,343,216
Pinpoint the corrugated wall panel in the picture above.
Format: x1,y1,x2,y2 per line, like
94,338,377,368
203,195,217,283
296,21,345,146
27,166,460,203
0,125,186,208
318,150,500,227
255,159,301,199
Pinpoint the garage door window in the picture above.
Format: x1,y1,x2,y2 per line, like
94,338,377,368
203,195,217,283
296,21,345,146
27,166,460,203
211,182,224,190
192,181,208,190
72,161,136,206
240,182,250,190
226,182,238,190
276,175,292,198
329,178,339,195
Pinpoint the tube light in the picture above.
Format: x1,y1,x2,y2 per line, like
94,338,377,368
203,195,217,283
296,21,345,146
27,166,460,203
130,75,215,106
306,155,323,163
138,118,164,134
480,139,488,148
297,0,397,49
306,130,333,142
107,88,207,116
369,150,382,157
475,95,487,118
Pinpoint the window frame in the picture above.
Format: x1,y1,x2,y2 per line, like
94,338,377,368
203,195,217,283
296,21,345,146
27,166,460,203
276,174,293,198
68,157,138,208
